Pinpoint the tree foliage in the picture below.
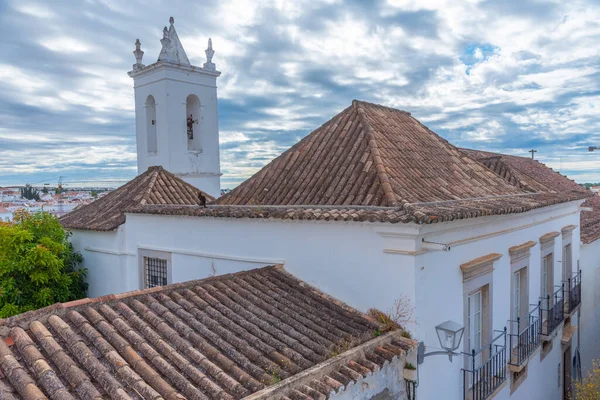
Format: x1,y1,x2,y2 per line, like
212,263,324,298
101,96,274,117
0,211,87,318
41,186,48,194
574,361,600,399
20,184,40,201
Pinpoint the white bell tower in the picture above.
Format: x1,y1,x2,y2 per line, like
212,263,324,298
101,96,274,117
128,17,221,198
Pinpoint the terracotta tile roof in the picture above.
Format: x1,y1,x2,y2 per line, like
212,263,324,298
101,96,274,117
460,148,588,195
581,196,600,244
0,266,398,400
127,204,409,224
60,166,213,231
217,101,526,207
127,190,587,224
249,331,415,400
462,148,598,242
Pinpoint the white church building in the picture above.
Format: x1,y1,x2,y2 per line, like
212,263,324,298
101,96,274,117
47,17,600,400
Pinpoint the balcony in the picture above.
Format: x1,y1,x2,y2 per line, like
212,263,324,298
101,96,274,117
462,328,507,400
507,304,541,372
564,270,582,315
540,286,565,341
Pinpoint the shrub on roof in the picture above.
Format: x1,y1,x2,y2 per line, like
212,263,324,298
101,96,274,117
0,211,87,317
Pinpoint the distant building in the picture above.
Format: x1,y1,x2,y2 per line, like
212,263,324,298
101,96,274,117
0,206,11,222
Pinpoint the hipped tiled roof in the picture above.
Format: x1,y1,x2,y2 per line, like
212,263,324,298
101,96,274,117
581,196,600,244
462,148,598,242
217,101,525,207
0,266,408,400
60,166,213,231
460,148,588,195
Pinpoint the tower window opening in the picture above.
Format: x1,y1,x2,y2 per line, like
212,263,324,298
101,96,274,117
146,95,157,154
186,94,201,151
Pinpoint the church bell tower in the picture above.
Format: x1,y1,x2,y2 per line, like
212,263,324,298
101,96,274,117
128,17,221,198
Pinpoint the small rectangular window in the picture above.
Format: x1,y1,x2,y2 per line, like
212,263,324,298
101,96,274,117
144,257,168,288
558,362,561,387
139,249,172,289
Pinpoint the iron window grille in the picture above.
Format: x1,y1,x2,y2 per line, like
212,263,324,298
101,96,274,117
144,256,168,288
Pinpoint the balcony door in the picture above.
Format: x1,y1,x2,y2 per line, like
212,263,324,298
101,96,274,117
468,290,483,374
563,244,572,282
541,253,554,314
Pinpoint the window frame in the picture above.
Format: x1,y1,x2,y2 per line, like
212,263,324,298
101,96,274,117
541,252,554,308
509,241,533,329
461,255,498,373
139,249,172,289
514,270,521,322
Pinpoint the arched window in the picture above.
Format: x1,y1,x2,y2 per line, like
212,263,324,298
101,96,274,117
146,95,157,154
186,94,201,151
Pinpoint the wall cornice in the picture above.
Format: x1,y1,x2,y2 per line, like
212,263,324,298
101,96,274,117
561,224,577,238
508,240,537,262
460,253,502,282
540,231,560,242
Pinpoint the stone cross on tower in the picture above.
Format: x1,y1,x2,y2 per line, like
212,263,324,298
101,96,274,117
128,17,222,198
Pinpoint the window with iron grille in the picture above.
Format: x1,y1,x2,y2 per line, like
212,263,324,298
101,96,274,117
139,249,171,289
144,257,168,288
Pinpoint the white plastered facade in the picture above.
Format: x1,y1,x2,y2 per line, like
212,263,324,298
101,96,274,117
70,198,587,399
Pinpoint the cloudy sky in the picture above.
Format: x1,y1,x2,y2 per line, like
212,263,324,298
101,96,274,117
1,0,600,188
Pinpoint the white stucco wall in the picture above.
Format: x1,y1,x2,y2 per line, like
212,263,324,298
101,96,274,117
122,215,419,315
132,64,221,197
579,238,600,376
414,201,581,400
331,356,411,400
69,199,586,399
69,226,130,298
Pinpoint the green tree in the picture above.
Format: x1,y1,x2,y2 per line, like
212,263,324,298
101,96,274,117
91,190,99,198
41,186,48,194
575,360,600,399
0,211,87,317
20,184,40,201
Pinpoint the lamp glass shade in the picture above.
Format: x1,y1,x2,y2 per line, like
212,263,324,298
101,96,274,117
435,320,465,352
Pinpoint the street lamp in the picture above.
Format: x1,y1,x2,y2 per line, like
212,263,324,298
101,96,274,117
417,320,465,364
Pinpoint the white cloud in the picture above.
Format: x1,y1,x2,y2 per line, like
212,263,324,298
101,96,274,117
2,0,600,187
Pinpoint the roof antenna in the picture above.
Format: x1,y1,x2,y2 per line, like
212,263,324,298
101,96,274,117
529,149,537,160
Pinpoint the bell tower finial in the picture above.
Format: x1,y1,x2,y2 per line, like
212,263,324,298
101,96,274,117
157,16,190,65
132,39,144,71
203,38,216,71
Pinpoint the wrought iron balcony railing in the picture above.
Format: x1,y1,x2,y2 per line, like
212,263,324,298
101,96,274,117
508,304,541,367
462,328,507,400
540,285,565,337
564,270,582,314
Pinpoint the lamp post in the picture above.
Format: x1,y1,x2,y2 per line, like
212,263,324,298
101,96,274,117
417,320,465,364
